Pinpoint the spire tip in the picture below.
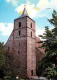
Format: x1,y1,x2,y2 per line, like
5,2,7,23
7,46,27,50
24,4,26,8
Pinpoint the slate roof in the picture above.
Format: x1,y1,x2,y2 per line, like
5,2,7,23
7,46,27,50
35,36,45,54
20,7,29,18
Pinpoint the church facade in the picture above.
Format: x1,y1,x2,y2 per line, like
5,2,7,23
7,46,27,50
4,7,44,78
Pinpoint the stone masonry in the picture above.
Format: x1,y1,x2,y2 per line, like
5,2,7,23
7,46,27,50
4,7,44,78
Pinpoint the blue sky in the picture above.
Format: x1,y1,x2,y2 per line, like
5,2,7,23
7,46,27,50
0,0,57,44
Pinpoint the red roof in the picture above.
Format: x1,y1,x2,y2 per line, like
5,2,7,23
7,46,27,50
35,36,45,54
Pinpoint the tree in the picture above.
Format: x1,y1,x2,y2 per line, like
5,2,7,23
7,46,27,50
0,42,6,79
0,42,16,79
37,10,57,79
5,52,15,77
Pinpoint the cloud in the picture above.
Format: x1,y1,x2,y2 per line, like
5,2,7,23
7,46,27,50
15,0,57,18
15,2,40,18
49,0,57,10
36,28,44,37
36,0,49,8
0,23,13,36
6,0,57,18
6,0,18,6
15,0,50,18
35,25,54,37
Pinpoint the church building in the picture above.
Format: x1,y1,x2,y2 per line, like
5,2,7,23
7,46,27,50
4,7,44,78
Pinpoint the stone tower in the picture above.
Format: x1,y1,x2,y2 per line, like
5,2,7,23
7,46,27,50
5,7,36,78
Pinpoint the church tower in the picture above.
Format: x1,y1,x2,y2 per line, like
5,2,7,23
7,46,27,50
14,7,36,78
5,6,36,78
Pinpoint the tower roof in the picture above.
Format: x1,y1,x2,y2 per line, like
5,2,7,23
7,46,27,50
15,5,35,22
20,6,29,18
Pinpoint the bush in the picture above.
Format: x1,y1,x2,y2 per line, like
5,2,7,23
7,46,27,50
8,76,20,80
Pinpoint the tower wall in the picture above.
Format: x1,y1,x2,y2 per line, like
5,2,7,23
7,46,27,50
4,16,36,78
13,16,36,78
13,17,27,78
4,31,14,53
27,17,36,78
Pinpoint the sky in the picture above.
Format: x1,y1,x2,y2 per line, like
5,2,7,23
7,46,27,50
0,0,57,44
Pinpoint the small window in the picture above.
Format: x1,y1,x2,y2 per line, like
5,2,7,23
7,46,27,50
19,30,21,36
19,22,21,27
8,47,10,51
31,70,33,76
19,43,20,48
31,32,32,37
19,43,20,46
31,23,32,28
18,51,20,54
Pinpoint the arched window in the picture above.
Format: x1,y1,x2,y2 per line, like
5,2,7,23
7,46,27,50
19,43,20,48
19,30,21,36
19,22,21,27
19,43,20,46
18,51,20,54
31,32,32,37
31,23,32,28
31,70,33,76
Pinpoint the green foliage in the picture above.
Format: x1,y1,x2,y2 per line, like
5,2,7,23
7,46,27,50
0,42,17,79
48,10,57,26
0,42,5,67
37,10,57,79
5,52,14,76
8,76,20,80
0,42,18,79
0,42,6,79
44,67,57,79
8,77,17,80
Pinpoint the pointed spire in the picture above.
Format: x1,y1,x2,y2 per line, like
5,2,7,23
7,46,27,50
20,5,29,18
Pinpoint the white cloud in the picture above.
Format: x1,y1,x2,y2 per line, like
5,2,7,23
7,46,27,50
35,25,54,37
6,0,18,6
15,2,40,18
36,28,44,37
0,23,13,36
15,0,57,18
5,0,57,18
15,0,50,18
36,0,57,11
36,0,49,8
49,0,57,10
36,0,57,17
